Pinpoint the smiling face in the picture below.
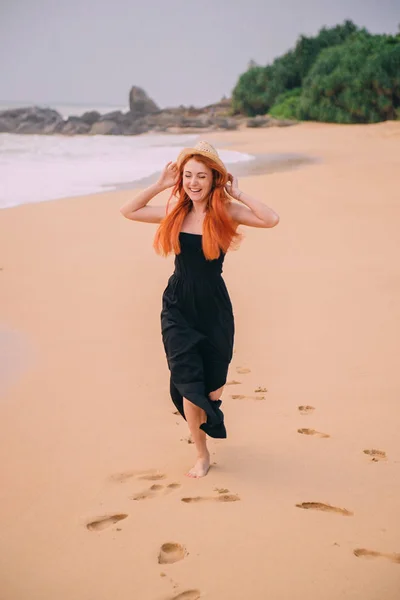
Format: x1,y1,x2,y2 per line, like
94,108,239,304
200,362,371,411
182,158,213,204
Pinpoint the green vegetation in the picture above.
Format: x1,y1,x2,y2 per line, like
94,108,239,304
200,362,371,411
231,65,271,116
232,21,400,123
269,88,302,120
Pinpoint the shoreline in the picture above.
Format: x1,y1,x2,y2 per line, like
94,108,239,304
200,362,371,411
109,150,317,193
0,125,316,210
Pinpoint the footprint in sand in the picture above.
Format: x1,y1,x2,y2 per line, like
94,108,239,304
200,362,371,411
214,487,230,494
296,502,353,516
298,405,315,415
181,494,240,503
131,482,181,501
231,394,265,401
363,449,387,462
226,379,241,385
181,436,194,444
170,591,201,600
254,386,268,393
158,542,187,564
298,428,330,438
236,367,251,374
138,472,167,481
353,548,400,564
86,513,128,531
108,469,167,483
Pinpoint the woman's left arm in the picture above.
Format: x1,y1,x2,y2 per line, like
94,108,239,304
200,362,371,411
226,174,280,228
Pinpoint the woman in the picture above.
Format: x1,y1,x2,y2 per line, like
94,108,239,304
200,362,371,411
120,141,279,478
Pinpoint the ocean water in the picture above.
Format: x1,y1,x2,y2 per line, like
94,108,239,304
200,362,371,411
0,132,254,209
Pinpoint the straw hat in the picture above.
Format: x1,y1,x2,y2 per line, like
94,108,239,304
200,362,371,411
176,140,227,174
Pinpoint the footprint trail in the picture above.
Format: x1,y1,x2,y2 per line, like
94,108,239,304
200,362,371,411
86,514,128,531
298,428,330,438
181,494,240,503
236,367,251,374
158,542,187,564
131,482,181,501
170,591,201,600
298,405,315,415
363,449,387,461
296,502,353,516
354,548,400,564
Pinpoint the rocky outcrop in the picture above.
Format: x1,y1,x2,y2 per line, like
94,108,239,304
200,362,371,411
0,107,64,134
0,116,13,133
59,117,91,135
88,120,119,136
247,115,297,128
0,89,297,136
95,110,149,135
80,111,101,125
143,111,238,132
129,86,159,117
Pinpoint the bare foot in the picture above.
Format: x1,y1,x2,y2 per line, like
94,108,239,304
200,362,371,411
186,454,210,478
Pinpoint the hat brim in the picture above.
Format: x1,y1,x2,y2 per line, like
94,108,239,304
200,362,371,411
176,148,227,175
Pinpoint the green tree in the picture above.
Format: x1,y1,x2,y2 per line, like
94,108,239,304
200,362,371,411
293,20,359,80
231,65,272,116
299,33,400,123
269,88,302,120
232,20,360,116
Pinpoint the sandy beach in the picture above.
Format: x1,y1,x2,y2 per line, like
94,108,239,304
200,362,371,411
1,122,400,599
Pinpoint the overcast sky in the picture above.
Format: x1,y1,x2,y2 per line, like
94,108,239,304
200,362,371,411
0,0,398,109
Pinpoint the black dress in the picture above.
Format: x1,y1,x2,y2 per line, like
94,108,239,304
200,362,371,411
161,232,234,438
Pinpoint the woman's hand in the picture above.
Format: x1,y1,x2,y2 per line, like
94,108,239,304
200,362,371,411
225,173,242,201
157,161,179,190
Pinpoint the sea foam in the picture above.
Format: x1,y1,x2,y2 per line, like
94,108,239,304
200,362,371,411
0,133,253,208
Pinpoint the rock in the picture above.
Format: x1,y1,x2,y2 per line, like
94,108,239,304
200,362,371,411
60,117,91,135
128,86,159,118
89,116,149,136
0,90,297,136
0,117,13,133
246,115,271,128
139,109,239,132
143,111,183,131
95,111,147,134
246,115,297,128
274,118,298,127
203,97,233,116
0,106,64,134
213,117,238,130
89,120,117,135
98,110,126,123
80,111,101,125
181,114,212,128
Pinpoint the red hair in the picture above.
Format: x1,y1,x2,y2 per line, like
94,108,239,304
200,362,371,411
153,154,240,260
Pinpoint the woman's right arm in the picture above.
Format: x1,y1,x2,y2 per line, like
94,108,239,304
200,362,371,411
120,162,178,223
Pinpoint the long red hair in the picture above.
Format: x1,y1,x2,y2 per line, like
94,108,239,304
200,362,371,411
153,154,240,260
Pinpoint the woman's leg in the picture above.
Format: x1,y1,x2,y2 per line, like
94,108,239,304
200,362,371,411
209,386,224,401
183,398,210,478
183,385,225,478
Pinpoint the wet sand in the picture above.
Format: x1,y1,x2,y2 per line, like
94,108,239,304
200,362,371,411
110,147,316,192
